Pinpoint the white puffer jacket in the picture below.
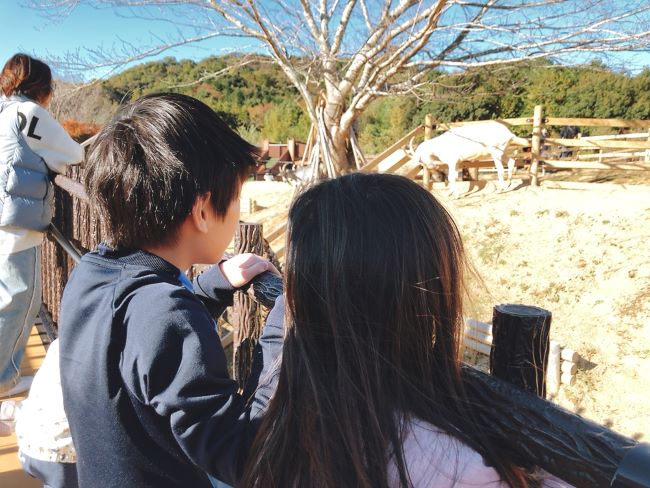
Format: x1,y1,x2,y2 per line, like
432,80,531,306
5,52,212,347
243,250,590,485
0,94,82,254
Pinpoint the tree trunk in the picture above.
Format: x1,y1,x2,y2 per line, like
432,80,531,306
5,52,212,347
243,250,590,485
323,89,356,175
329,133,354,174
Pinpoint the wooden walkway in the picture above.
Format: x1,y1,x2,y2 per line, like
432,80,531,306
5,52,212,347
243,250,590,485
0,323,49,488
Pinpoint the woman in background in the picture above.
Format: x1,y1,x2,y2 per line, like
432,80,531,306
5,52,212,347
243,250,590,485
0,53,82,398
242,173,570,487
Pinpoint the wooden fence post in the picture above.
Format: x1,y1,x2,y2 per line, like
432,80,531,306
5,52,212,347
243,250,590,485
646,126,650,164
546,340,561,398
490,304,552,397
421,114,439,188
530,105,545,186
425,113,434,140
233,222,265,385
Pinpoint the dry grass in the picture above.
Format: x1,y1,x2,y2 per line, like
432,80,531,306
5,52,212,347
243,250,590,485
451,178,650,440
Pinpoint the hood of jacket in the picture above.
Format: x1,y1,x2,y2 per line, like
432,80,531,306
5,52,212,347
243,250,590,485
0,94,29,114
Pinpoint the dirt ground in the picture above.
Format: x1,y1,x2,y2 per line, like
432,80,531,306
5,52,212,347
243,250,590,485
240,171,650,440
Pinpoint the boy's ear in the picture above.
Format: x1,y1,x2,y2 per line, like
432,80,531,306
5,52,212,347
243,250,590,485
191,193,212,234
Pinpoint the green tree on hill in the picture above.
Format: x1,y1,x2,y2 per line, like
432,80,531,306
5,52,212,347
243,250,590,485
60,56,650,154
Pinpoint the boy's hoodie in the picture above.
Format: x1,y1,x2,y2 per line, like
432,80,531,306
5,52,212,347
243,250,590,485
59,245,283,487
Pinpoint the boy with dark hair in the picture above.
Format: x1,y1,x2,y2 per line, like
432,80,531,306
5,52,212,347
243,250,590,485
58,93,283,487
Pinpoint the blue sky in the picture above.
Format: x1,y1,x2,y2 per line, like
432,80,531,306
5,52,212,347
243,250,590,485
2,1,649,81
0,2,257,80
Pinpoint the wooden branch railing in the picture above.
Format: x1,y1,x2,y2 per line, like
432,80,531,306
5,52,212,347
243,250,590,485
437,117,533,129
544,138,650,150
438,116,650,129
463,367,646,488
360,125,424,173
41,166,99,327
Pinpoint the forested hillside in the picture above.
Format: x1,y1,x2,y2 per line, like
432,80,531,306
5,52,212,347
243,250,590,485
52,55,650,152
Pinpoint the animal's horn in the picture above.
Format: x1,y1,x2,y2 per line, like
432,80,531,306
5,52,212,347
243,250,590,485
406,137,416,156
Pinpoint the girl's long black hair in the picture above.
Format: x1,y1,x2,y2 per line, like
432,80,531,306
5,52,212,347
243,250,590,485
242,173,529,487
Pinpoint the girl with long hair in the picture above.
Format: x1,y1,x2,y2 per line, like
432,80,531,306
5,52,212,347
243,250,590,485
242,173,569,487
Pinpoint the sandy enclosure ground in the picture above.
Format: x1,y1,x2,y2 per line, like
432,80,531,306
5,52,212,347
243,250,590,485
241,177,650,440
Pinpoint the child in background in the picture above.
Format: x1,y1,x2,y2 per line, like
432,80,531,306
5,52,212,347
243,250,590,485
0,339,78,487
0,53,83,398
58,93,283,488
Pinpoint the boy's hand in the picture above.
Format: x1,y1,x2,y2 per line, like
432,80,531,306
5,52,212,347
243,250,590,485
219,253,280,288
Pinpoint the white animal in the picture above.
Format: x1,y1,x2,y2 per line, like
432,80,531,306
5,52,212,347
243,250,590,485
280,162,316,184
407,121,529,198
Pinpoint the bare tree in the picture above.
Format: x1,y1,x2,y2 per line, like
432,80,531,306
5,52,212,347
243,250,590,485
30,0,650,175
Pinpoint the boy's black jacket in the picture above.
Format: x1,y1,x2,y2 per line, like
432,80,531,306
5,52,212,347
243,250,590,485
59,245,283,487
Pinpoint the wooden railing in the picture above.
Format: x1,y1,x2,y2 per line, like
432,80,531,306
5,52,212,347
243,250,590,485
359,125,424,173
363,109,650,187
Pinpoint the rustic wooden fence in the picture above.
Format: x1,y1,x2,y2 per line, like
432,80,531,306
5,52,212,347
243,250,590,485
361,107,650,187
40,165,101,332
463,318,578,397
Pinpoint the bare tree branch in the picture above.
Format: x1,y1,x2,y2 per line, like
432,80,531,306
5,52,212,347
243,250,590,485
331,0,357,54
358,0,374,31
29,0,650,173
434,0,496,61
298,0,327,53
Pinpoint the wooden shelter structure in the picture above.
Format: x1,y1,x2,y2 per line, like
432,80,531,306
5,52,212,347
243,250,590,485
253,138,308,180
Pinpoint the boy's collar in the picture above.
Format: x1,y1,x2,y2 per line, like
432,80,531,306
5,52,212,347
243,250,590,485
96,243,181,277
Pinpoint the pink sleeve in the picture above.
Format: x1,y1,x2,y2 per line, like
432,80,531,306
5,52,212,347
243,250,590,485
540,473,575,488
394,418,508,487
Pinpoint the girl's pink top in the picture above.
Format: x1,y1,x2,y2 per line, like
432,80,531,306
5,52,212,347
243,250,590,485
388,417,573,487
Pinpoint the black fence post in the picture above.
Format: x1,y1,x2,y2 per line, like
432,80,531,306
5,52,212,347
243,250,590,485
490,304,552,397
